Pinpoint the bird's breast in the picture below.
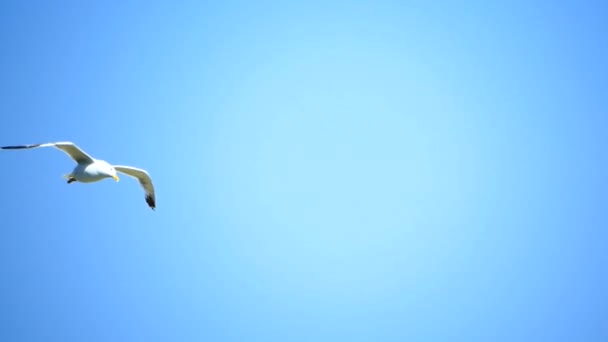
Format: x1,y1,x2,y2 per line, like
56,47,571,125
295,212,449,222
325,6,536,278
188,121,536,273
73,163,108,183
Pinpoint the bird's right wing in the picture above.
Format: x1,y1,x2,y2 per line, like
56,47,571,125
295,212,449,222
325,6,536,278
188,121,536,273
114,165,156,210
1,141,95,164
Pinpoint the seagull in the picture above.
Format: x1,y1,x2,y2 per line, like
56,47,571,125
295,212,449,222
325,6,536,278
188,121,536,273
1,141,156,210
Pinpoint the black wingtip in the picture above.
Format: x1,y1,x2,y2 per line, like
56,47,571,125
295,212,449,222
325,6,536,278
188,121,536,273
146,195,156,210
1,143,42,150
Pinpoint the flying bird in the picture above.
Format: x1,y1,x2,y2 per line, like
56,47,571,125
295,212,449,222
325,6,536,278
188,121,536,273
1,141,155,210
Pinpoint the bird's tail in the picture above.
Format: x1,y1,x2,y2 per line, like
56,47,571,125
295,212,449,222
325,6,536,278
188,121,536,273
63,174,77,184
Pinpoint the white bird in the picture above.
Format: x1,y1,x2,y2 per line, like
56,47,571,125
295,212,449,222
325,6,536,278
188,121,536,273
1,141,156,210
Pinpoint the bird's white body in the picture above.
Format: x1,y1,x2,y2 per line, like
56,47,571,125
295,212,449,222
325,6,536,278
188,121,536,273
71,160,118,183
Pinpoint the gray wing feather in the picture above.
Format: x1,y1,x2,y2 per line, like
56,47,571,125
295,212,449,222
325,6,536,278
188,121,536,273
114,165,156,210
1,141,95,164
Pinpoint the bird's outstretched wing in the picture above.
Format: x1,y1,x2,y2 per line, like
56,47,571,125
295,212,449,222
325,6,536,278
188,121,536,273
114,165,156,210
1,142,95,164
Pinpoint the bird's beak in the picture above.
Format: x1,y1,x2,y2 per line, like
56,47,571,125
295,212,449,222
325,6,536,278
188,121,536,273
113,175,120,182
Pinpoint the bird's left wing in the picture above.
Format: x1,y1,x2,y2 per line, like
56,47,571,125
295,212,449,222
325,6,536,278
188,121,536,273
114,165,156,210
1,141,95,164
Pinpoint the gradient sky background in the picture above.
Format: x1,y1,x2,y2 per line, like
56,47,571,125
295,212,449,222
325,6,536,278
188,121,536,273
0,1,607,341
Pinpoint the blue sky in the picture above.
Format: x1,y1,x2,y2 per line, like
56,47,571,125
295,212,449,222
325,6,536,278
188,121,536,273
0,1,607,341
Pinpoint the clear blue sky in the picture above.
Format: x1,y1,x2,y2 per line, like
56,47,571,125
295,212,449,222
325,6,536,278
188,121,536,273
1,1,607,341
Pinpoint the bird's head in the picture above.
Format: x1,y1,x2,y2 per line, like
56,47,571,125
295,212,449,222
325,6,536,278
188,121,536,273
99,160,119,181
